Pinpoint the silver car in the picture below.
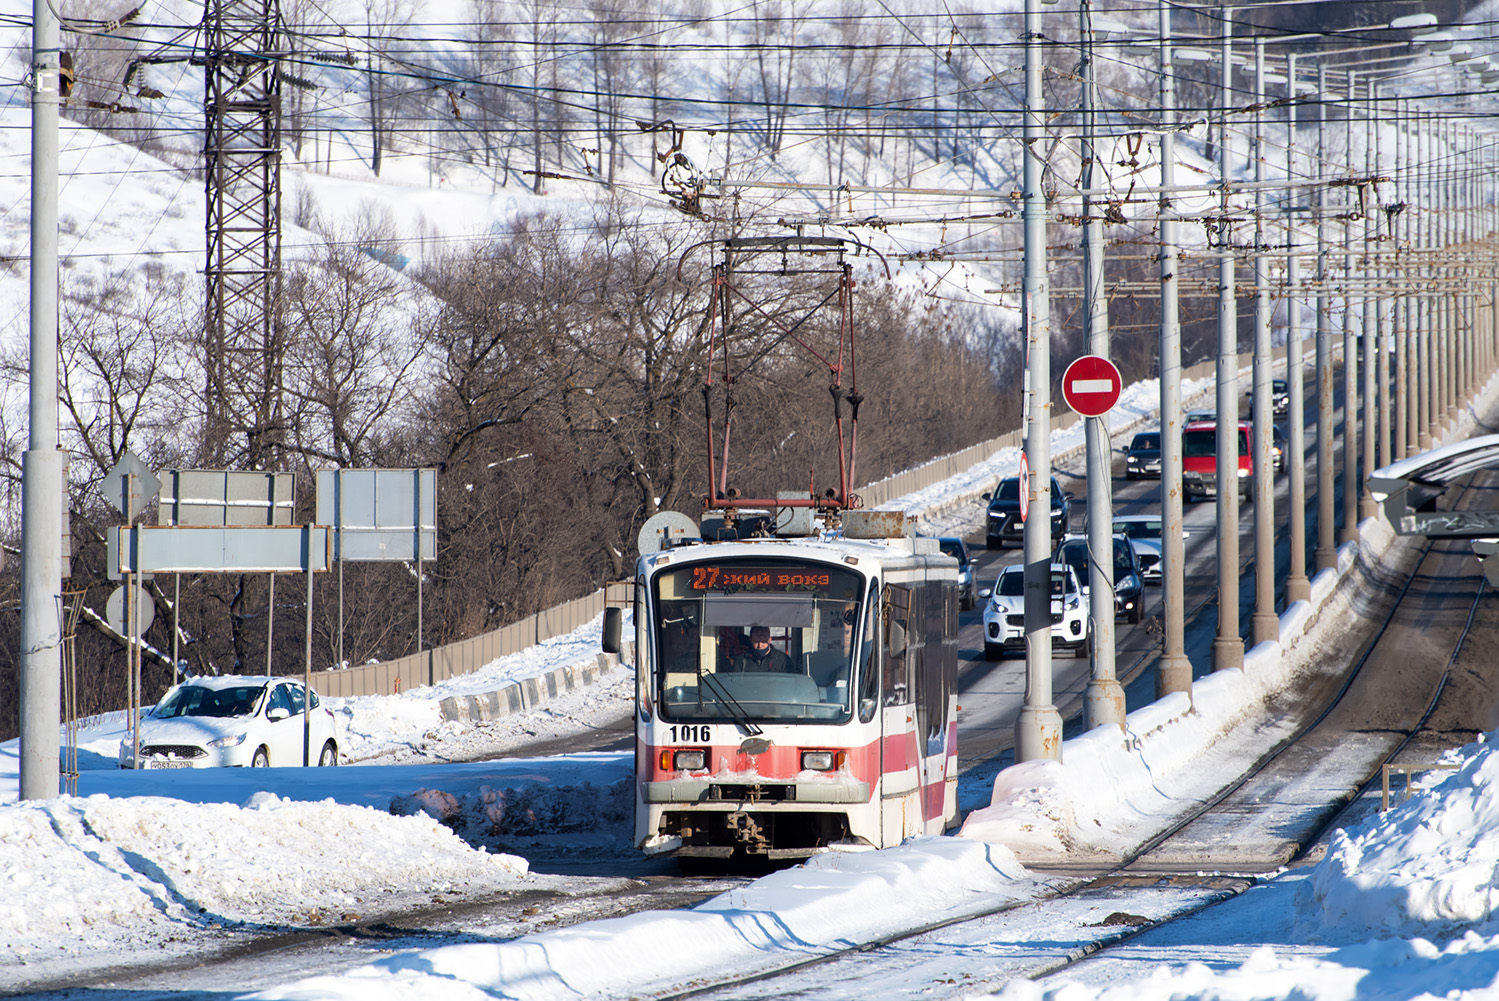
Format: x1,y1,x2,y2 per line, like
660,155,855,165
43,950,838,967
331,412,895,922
120,676,340,769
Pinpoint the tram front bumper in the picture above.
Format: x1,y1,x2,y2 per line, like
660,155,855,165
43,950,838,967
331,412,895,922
642,778,871,804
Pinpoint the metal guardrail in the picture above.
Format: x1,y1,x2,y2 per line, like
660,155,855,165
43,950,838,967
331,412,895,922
1381,762,1460,811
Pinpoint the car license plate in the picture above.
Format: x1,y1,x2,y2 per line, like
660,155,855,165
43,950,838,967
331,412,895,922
147,759,193,769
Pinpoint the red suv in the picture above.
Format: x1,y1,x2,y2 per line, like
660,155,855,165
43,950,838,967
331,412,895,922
1182,419,1253,502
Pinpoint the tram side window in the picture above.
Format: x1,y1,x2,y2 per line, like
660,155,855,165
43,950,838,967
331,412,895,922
884,586,916,706
858,586,879,722
922,582,955,749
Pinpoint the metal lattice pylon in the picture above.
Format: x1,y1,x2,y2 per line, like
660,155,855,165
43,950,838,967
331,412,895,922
203,0,284,467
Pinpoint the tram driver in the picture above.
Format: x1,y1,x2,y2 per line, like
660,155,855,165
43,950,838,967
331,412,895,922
729,625,794,673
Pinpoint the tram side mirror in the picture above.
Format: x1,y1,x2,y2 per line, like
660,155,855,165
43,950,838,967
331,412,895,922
887,622,907,657
602,607,622,654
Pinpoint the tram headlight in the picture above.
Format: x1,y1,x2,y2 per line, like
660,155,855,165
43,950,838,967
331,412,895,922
663,749,706,771
801,750,840,771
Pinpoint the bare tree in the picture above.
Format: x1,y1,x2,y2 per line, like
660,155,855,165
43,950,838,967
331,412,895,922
747,0,808,160
281,213,425,467
361,0,415,176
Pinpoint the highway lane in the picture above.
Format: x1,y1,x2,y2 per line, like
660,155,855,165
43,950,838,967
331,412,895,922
952,371,1366,793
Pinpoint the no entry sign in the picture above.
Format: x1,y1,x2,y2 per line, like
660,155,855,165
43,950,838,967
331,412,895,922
1062,355,1122,417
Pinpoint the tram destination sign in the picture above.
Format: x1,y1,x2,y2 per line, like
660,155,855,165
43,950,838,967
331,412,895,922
687,565,834,593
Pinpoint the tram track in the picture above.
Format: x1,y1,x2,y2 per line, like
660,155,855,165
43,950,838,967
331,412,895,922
650,475,1497,1001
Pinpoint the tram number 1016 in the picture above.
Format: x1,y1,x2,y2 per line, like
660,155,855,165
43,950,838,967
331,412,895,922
668,725,713,743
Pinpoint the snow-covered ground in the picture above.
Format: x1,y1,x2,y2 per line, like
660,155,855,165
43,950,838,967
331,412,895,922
7,484,1499,1000
5,0,1498,994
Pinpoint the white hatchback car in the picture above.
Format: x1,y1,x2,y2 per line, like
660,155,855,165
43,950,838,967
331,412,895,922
119,675,340,769
980,563,1090,660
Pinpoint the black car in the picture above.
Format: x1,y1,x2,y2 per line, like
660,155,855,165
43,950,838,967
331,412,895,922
935,537,977,610
1272,423,1288,473
984,476,1071,549
1124,430,1162,480
1053,534,1145,624
1271,378,1289,416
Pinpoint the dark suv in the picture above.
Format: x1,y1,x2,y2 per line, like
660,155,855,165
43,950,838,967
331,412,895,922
1053,534,1145,624
1124,431,1161,480
984,476,1071,549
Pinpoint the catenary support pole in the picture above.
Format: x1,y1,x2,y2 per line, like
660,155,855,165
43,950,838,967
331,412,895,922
1156,0,1191,698
1212,10,1242,673
1284,53,1310,605
1340,71,1359,546
1314,63,1337,573
1360,78,1379,522
1081,0,1124,731
1250,37,1276,645
1419,112,1434,451
1016,0,1061,762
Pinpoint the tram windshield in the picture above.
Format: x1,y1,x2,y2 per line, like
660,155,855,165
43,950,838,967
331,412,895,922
652,558,866,724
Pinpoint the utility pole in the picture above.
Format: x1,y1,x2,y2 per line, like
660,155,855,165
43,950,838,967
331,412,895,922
1283,52,1310,605
20,0,64,802
1212,10,1242,674
1017,0,1062,763
1081,0,1124,732
1314,63,1337,572
1156,0,1191,699
1250,37,1276,646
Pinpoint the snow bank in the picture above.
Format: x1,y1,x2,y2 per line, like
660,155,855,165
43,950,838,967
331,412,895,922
247,837,1038,1001
1299,735,1499,940
0,792,532,963
959,511,1407,860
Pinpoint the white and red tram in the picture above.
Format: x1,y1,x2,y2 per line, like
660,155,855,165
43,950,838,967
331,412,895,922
613,514,960,860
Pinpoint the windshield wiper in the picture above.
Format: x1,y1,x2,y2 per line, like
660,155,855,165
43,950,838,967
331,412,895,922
697,672,763,737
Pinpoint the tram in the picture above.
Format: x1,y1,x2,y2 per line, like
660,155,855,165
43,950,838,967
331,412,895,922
604,235,958,859
606,510,960,860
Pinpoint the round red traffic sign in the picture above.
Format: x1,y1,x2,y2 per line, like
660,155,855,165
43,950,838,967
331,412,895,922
1062,355,1123,417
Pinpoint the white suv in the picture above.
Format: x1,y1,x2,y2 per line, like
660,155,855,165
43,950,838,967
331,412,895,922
980,563,1091,660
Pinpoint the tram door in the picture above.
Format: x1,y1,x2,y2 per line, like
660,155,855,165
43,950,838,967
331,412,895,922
882,585,922,843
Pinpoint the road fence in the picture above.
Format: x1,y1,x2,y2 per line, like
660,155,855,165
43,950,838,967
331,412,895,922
314,354,1229,698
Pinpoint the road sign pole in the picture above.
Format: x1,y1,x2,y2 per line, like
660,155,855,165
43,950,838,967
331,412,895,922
1063,354,1125,732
